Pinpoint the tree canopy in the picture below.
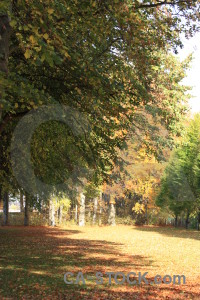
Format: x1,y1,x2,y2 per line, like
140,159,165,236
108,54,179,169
156,114,200,226
0,0,199,198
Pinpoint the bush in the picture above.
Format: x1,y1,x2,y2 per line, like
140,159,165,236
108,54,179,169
116,216,135,225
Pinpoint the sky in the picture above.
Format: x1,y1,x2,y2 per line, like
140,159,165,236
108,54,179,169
177,32,200,114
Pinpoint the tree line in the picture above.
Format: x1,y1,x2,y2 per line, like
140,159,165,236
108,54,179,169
0,1,200,226
157,114,200,230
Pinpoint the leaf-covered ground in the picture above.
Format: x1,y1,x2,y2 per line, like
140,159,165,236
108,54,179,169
0,225,200,299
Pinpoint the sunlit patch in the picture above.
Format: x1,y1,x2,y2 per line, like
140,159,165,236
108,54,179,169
29,270,48,275
0,225,200,299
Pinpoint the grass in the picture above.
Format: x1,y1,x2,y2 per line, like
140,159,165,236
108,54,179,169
0,225,200,299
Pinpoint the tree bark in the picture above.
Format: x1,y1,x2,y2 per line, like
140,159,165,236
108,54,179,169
0,14,10,74
20,192,24,212
48,200,52,225
180,216,183,227
75,204,78,224
24,193,29,226
185,211,190,229
175,215,178,228
79,192,85,226
145,202,148,225
197,211,200,231
3,192,9,225
108,203,116,226
98,192,102,226
0,15,11,214
58,204,63,224
0,14,11,121
49,199,55,226
0,187,2,212
93,197,98,225
87,199,91,221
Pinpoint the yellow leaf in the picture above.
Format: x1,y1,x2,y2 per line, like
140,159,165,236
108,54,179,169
47,8,54,15
64,51,71,59
29,35,36,44
14,103,19,108
35,46,42,52
43,33,49,40
10,20,17,27
24,49,32,59
41,54,46,62
76,88,81,95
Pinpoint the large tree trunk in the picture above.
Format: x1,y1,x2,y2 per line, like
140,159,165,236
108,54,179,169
75,203,78,224
0,15,11,216
185,211,190,229
93,197,98,225
3,192,9,225
49,199,55,226
58,204,63,224
0,14,11,122
108,202,116,226
174,214,178,228
181,216,183,228
87,199,91,221
0,14,10,74
145,201,148,225
24,194,29,226
0,187,2,214
20,192,24,212
98,191,103,226
99,206,102,226
79,192,85,226
197,211,200,231
69,202,73,220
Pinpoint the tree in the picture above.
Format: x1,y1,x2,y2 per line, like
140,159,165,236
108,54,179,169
0,1,11,120
156,156,194,227
156,114,200,229
78,192,86,227
24,192,29,226
19,191,24,212
108,195,116,226
103,130,167,225
3,191,9,225
0,0,199,211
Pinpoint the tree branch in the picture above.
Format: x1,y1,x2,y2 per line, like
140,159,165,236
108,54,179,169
136,0,193,9
0,111,28,136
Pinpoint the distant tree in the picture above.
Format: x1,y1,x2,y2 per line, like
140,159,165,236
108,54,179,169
156,114,200,229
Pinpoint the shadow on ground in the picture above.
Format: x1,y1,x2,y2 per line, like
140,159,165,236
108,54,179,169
133,225,200,241
0,226,199,299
